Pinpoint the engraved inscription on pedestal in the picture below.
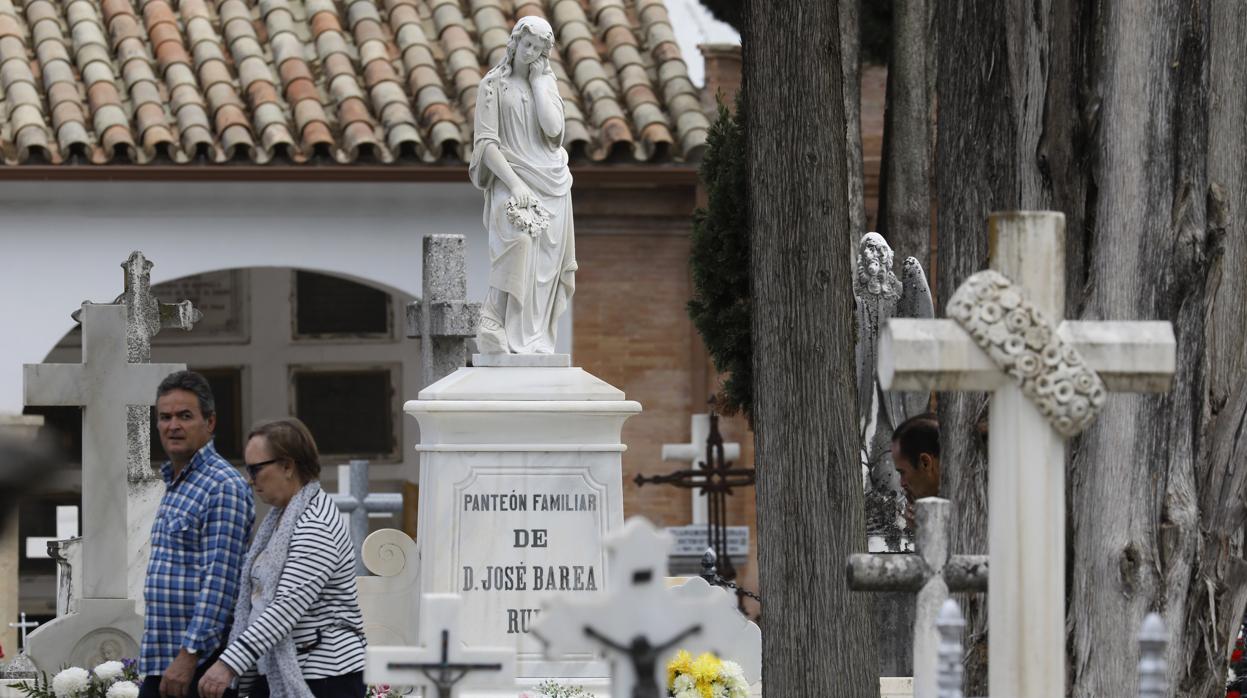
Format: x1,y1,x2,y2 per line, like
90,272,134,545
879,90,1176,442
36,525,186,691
448,459,609,664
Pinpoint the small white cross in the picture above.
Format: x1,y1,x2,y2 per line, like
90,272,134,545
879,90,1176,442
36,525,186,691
24,505,79,559
878,211,1175,698
9,612,40,650
366,593,516,697
534,517,750,698
329,461,403,575
661,414,740,524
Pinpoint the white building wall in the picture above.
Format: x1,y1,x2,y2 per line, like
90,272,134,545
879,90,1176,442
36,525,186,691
0,180,572,424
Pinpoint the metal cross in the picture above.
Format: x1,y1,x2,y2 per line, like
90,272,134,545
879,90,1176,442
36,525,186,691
582,624,702,698
634,411,754,582
8,613,39,651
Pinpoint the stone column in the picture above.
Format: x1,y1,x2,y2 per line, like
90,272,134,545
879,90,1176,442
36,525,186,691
0,414,44,660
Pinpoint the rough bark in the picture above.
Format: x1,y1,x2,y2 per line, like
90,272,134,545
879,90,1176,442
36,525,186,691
877,0,931,265
841,0,866,240
745,0,879,695
1068,2,1247,696
935,0,1247,694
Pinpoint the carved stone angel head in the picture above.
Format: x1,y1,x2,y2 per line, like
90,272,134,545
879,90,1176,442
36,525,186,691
855,232,903,301
497,16,556,78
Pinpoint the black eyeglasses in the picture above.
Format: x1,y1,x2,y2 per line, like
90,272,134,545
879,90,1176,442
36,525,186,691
244,458,281,479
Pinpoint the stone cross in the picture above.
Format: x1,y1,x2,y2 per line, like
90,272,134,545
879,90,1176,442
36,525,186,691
1137,613,1168,698
878,211,1176,698
329,460,403,575
24,505,78,559
847,497,986,697
23,303,185,670
534,517,746,698
660,413,740,524
75,252,201,613
407,235,481,387
935,600,964,698
365,593,516,698
8,612,39,651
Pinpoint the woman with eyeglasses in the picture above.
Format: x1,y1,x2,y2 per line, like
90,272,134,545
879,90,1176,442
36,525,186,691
198,419,367,698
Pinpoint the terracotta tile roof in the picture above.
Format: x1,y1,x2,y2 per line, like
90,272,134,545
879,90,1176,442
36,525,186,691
0,0,707,165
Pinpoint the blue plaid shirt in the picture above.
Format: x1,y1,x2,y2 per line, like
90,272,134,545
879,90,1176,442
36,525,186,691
140,441,254,676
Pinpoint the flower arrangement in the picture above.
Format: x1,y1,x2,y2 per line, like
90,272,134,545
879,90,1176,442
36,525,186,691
14,659,140,698
666,650,748,698
367,685,405,698
519,680,595,697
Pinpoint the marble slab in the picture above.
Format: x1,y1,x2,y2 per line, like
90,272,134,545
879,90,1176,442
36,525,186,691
472,353,571,368
408,366,641,680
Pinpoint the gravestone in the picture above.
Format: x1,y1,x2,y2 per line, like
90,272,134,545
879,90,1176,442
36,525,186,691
366,593,516,697
329,460,403,574
356,529,421,646
534,518,760,698
848,497,987,696
878,211,1176,698
407,235,481,387
407,359,640,682
23,303,185,672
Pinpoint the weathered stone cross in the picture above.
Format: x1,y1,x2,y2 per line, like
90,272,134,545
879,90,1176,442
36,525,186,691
366,593,515,697
878,211,1176,698
329,460,403,575
534,518,744,698
847,497,986,698
407,235,481,387
24,303,185,669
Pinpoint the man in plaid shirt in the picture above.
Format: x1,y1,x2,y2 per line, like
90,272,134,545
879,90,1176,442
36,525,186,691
141,371,254,698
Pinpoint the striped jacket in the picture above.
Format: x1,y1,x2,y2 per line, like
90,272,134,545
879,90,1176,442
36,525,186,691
219,489,367,680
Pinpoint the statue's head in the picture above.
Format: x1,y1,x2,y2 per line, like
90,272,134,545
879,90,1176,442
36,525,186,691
856,232,901,300
501,16,555,74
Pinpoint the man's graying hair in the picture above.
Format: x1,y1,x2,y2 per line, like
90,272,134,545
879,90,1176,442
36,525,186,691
156,370,215,418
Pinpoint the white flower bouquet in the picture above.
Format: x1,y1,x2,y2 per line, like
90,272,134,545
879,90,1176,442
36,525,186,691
505,195,551,238
666,650,749,698
14,659,140,698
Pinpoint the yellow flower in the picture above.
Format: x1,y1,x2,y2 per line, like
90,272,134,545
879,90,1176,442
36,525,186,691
691,652,723,695
667,650,693,689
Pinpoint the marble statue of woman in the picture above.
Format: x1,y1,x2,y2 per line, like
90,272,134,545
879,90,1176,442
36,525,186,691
470,16,576,355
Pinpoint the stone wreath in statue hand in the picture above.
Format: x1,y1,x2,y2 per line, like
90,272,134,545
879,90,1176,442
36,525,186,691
506,196,551,238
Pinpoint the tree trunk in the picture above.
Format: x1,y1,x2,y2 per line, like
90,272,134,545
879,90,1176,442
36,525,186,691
1067,2,1247,696
877,0,931,266
745,0,879,695
935,0,1247,694
841,0,866,240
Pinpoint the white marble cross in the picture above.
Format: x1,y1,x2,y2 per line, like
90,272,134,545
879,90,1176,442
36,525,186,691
24,505,78,559
534,517,749,698
24,303,185,600
848,498,986,698
661,413,740,524
8,612,39,650
329,460,403,575
878,211,1176,698
365,593,516,698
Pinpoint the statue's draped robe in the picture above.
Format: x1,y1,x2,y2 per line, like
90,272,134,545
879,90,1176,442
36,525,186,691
469,72,577,354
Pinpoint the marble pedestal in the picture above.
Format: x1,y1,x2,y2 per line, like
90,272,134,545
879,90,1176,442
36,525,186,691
407,364,641,682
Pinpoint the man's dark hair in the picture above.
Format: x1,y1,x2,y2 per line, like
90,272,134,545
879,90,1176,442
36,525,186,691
156,370,216,419
893,412,939,466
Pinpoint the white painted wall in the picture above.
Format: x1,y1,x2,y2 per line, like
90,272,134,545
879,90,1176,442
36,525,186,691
0,180,572,421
